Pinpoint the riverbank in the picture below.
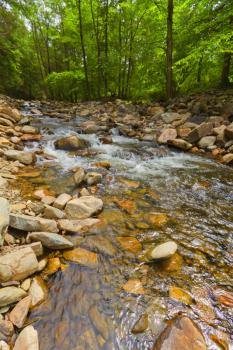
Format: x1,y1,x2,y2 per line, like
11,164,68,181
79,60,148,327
0,93,232,349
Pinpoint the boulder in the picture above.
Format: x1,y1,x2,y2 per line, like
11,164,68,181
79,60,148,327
0,287,27,307
13,325,39,350
21,126,38,134
198,136,216,148
158,128,177,144
54,135,89,150
0,106,21,122
65,196,103,220
0,340,10,350
185,122,213,143
29,276,47,308
28,232,73,250
10,214,58,232
0,198,9,246
9,295,32,328
222,153,233,164
148,241,177,261
58,218,100,233
225,123,233,140
0,247,38,282
53,193,72,210
73,168,85,185
85,172,102,186
43,205,66,220
169,139,192,151
4,150,36,165
0,320,14,342
152,316,206,350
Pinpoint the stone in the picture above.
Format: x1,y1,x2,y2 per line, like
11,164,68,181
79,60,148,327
0,106,21,122
158,128,177,144
33,189,52,200
20,279,31,292
58,218,100,233
4,150,36,165
63,247,98,268
0,247,38,282
0,118,13,127
0,340,9,350
85,172,102,186
43,205,66,220
10,214,58,233
148,241,177,261
224,123,233,140
185,122,213,143
177,128,192,138
161,112,181,124
73,168,85,185
23,242,43,256
13,325,39,350
198,136,216,148
80,188,90,196
0,198,9,246
44,258,61,275
0,178,7,189
222,153,233,164
83,236,117,256
93,161,111,169
123,279,145,295
153,316,206,350
65,196,103,220
116,237,142,254
53,193,72,210
89,305,109,340
0,287,27,307
28,232,73,250
41,196,55,205
213,288,233,307
170,139,192,151
0,320,14,342
21,126,38,134
213,125,226,136
54,135,89,150
21,134,42,142
169,286,192,305
9,295,32,328
29,276,47,308
131,314,148,334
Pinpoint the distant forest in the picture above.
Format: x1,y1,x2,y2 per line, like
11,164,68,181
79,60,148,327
0,0,232,101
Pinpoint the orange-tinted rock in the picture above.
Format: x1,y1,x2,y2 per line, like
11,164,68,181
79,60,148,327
92,161,111,169
113,198,137,214
21,134,42,142
123,279,145,295
63,248,98,268
213,288,233,307
117,236,142,254
44,258,61,276
153,317,206,350
169,286,192,305
149,213,169,226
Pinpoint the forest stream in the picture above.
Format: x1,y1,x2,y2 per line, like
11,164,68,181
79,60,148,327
12,102,233,350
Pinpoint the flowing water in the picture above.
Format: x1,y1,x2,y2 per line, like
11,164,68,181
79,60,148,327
21,103,233,350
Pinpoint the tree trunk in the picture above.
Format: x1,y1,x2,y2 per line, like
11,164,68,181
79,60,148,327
76,0,90,99
221,52,231,87
166,0,174,99
103,0,109,97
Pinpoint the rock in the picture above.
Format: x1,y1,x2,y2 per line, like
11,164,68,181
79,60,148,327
28,232,73,250
161,112,181,124
0,178,7,189
131,314,148,334
0,198,9,246
63,247,98,268
83,236,117,256
20,279,31,292
170,139,192,151
0,320,14,342
0,287,27,307
0,340,9,350
222,153,233,164
13,325,39,350
21,134,42,142
54,135,89,150
44,258,61,275
4,150,36,165
33,188,52,200
0,118,13,127
213,125,226,136
185,122,213,143
85,172,102,186
23,242,43,256
169,286,192,305
9,295,32,328
65,196,103,220
0,247,38,282
21,126,38,134
58,218,100,233
116,237,142,254
41,196,55,205
123,279,145,295
158,128,177,144
43,205,66,220
0,106,21,122
53,193,72,210
27,202,44,215
100,135,112,144
198,136,216,148
89,305,109,340
93,161,111,169
29,276,47,308
177,128,192,138
37,258,48,272
73,168,85,185
10,214,58,233
148,241,177,261
80,188,90,196
225,123,233,140
213,288,233,307
153,316,206,350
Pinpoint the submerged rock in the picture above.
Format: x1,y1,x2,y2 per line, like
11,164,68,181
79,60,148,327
28,232,73,249
148,241,177,261
131,314,148,334
123,279,145,295
0,198,9,246
58,218,100,233
13,325,39,350
54,135,89,150
89,305,109,340
63,247,98,268
65,196,103,220
152,316,206,350
85,172,102,185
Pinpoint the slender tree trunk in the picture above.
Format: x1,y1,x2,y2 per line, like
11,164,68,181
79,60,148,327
76,0,90,99
166,0,174,99
221,53,231,87
197,55,203,83
118,1,122,97
90,0,101,97
103,0,109,97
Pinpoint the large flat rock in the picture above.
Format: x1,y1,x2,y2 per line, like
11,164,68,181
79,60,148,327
0,198,9,246
65,196,103,220
28,232,73,249
10,214,58,233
